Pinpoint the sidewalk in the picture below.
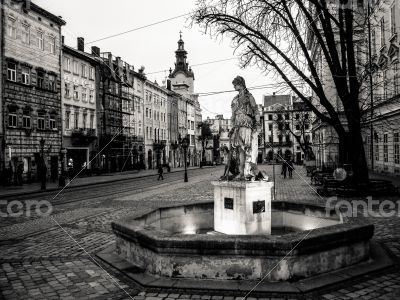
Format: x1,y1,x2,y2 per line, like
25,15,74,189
0,165,211,198
370,171,400,187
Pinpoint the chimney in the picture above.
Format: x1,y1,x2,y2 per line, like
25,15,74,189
61,35,65,45
25,0,31,10
167,79,171,91
77,37,84,52
91,46,100,57
116,57,123,78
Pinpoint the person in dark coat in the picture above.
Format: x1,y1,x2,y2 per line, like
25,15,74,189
157,165,164,180
287,159,294,178
281,161,287,179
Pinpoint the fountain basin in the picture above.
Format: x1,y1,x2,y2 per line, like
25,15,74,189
112,201,374,281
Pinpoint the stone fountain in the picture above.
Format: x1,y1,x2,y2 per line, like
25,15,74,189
100,77,391,294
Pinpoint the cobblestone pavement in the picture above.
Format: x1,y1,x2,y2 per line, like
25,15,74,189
1,165,400,299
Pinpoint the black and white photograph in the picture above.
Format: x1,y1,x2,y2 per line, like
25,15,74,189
0,0,400,299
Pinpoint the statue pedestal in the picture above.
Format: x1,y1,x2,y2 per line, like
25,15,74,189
211,181,273,235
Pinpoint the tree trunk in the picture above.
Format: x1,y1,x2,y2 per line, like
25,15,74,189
337,126,369,185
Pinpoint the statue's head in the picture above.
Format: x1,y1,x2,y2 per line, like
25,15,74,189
232,76,246,90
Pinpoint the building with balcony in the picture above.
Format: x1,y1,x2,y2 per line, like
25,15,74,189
61,37,98,175
144,80,168,169
261,94,312,164
0,0,65,183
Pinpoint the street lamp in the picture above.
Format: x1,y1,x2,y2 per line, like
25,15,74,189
59,148,67,187
40,138,46,190
181,136,189,182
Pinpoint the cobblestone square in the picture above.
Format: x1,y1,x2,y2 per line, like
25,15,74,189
0,166,400,299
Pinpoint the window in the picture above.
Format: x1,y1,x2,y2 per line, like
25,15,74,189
89,89,94,103
296,124,300,130
82,88,87,102
49,115,56,130
394,62,400,95
395,132,400,164
305,124,310,130
22,110,31,128
65,83,70,98
391,4,396,36
64,57,71,72
191,121,194,130
8,112,17,127
65,111,70,129
149,109,152,118
37,113,45,130
383,133,388,162
37,70,44,88
73,85,79,100
73,61,79,74
286,135,290,143
277,114,282,120
49,36,56,54
285,114,289,120
7,17,16,38
90,114,94,129
48,74,56,91
268,124,272,131
268,114,272,121
146,108,148,118
22,23,30,44
74,112,79,129
285,123,289,130
7,62,16,82
380,17,385,48
295,114,300,120
22,67,30,85
37,30,44,50
89,67,94,80
81,64,87,77
82,114,87,129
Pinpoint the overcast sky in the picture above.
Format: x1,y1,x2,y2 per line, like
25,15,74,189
34,0,279,119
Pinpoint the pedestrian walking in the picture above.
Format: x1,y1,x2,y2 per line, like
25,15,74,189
17,162,24,185
287,159,294,179
157,165,164,180
281,161,287,179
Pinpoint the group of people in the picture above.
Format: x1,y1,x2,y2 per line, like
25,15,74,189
281,158,295,179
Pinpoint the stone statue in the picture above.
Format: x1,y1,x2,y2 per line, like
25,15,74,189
227,76,261,180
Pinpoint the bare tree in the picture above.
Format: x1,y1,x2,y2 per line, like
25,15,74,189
193,0,372,184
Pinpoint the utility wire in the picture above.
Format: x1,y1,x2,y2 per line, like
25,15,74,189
86,12,192,45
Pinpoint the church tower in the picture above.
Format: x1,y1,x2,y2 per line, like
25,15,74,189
168,32,195,97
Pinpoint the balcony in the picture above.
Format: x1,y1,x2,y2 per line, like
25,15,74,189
71,128,97,145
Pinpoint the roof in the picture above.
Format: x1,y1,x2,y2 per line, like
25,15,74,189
62,45,98,65
30,2,66,26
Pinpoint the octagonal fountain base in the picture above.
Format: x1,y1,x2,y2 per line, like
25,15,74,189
109,200,381,283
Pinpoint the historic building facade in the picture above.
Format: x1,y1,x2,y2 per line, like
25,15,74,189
261,94,312,164
61,37,98,175
97,51,145,172
144,80,168,169
1,0,65,183
362,0,400,176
